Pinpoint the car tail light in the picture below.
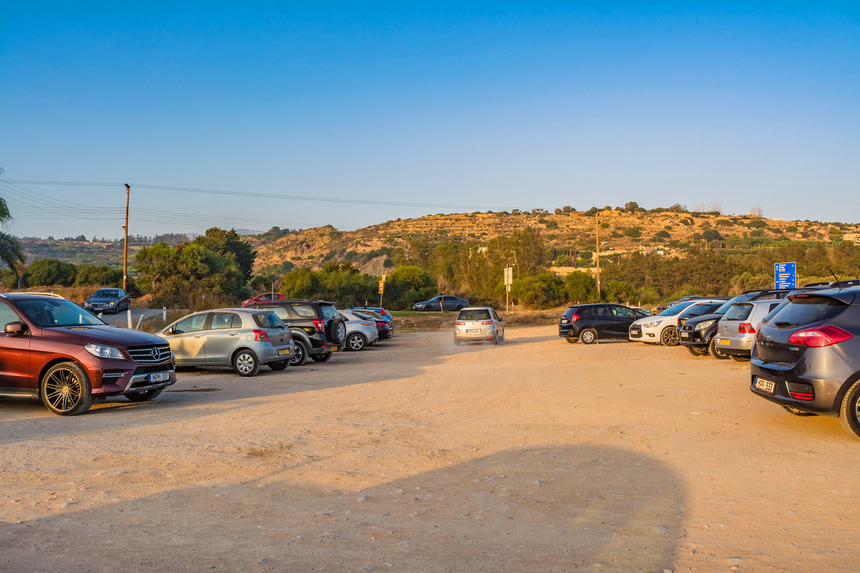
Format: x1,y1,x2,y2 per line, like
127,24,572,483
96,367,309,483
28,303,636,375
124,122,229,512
738,323,755,334
482,320,494,325
570,311,580,322
788,325,854,348
253,329,269,341
787,382,815,401
376,321,386,327
312,319,324,332
455,321,465,325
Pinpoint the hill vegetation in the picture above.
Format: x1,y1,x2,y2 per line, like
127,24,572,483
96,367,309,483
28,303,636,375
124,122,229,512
5,205,860,310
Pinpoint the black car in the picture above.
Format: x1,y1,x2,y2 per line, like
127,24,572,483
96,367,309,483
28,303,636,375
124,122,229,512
249,300,346,366
348,307,394,339
413,295,469,312
83,288,131,314
559,303,650,344
680,289,789,358
750,286,860,438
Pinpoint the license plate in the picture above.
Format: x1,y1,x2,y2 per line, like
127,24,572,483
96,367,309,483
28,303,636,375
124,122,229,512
466,329,481,334
755,377,776,395
149,372,170,383
718,338,730,345
278,348,291,356
680,332,690,338
330,346,338,352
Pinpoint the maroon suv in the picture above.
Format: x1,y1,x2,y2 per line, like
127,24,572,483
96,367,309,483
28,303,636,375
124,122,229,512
0,292,176,415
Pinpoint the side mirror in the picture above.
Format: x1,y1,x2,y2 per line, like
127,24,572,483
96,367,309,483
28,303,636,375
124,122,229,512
4,321,26,334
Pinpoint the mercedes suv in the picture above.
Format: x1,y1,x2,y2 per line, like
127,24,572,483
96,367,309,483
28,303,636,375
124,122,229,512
0,292,176,416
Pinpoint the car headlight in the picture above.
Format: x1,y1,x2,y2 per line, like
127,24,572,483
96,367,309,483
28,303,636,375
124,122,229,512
694,319,716,331
108,301,115,306
84,344,126,360
641,320,662,329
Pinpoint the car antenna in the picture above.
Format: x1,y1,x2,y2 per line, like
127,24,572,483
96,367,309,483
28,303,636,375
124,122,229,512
829,268,842,291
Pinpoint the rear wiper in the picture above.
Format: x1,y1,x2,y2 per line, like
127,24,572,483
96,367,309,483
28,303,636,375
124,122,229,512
774,321,798,327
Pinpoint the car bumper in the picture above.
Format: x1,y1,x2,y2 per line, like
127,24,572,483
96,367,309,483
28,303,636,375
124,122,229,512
629,326,660,342
750,347,857,416
455,326,499,341
84,355,177,396
714,335,753,356
679,329,708,347
254,341,296,364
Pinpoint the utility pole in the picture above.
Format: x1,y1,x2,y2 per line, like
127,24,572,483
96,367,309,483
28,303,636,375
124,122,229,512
123,184,130,291
595,213,601,300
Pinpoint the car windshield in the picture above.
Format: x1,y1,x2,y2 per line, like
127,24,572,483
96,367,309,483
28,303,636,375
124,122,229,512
680,302,722,319
769,295,848,328
17,298,105,327
458,309,491,321
93,289,119,298
657,300,696,317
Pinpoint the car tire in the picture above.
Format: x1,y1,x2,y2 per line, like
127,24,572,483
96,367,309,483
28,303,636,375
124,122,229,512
783,405,816,417
580,329,597,345
311,351,332,363
686,346,708,357
232,349,260,377
730,355,750,362
565,335,577,344
290,340,309,367
660,326,679,346
346,333,366,351
839,378,860,438
708,336,729,359
327,318,347,346
268,360,289,371
41,362,95,416
125,388,164,402
493,332,499,345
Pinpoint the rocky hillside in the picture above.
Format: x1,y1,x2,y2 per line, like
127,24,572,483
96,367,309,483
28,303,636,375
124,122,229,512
251,208,860,274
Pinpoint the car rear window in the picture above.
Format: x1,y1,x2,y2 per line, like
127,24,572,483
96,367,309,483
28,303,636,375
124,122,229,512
724,303,753,321
319,304,340,321
253,312,285,329
769,295,849,328
458,309,491,321
562,307,578,319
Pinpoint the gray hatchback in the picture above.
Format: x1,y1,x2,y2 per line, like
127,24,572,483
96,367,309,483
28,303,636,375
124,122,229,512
454,307,505,345
714,299,784,361
159,308,295,376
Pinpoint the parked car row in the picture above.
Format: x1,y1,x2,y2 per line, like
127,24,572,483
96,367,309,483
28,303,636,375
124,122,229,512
0,292,395,416
557,281,860,440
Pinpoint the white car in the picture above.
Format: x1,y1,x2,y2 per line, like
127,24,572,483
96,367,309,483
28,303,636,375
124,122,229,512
340,310,380,351
629,299,726,346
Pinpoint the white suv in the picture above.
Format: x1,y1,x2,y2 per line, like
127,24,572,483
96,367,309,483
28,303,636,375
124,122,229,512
629,299,726,346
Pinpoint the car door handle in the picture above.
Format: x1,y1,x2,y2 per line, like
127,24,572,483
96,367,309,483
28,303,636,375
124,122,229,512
229,332,239,336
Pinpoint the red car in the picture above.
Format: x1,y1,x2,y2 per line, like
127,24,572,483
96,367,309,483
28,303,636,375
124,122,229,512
241,292,285,307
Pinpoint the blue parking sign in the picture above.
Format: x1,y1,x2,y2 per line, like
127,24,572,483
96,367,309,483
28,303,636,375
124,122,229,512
774,262,796,289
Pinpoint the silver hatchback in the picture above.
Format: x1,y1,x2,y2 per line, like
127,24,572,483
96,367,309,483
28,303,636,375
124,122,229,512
158,308,295,376
454,306,505,345
714,299,784,361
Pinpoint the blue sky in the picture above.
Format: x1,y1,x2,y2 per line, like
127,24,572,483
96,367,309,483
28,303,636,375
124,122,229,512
1,1,858,239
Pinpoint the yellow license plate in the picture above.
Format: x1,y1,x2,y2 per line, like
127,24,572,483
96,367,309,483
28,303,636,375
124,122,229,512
278,348,291,356
718,339,730,345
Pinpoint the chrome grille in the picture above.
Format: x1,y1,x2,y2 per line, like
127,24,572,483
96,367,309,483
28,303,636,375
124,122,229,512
127,343,172,363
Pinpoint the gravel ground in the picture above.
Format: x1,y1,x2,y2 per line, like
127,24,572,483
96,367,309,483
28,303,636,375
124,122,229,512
1,325,858,572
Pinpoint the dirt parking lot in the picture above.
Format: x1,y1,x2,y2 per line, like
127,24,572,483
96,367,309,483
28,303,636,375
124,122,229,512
1,325,858,572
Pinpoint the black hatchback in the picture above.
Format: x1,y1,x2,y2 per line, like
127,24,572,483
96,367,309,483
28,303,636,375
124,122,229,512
559,303,651,344
750,286,860,438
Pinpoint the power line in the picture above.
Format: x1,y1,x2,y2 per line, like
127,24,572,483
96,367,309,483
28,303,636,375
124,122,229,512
4,179,506,210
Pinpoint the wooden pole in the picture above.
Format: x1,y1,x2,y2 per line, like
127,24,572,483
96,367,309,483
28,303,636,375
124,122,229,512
123,184,130,291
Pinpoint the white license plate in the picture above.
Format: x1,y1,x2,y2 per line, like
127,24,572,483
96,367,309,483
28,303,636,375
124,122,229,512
755,377,776,395
466,329,481,334
680,332,690,338
278,348,291,356
149,372,170,383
